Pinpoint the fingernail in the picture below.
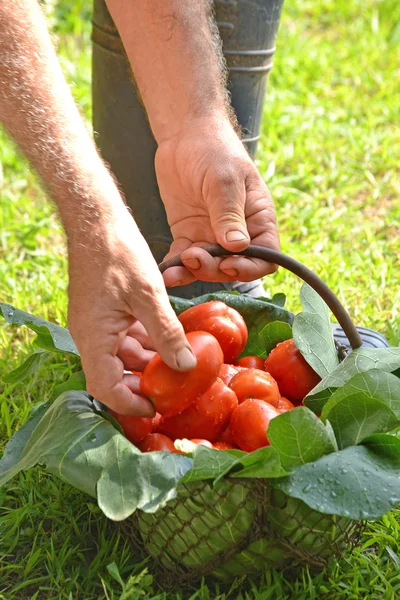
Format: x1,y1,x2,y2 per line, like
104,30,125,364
222,268,238,277
176,347,197,370
183,258,201,270
226,230,247,242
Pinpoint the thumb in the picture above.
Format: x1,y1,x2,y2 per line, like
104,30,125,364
208,172,250,252
136,291,197,372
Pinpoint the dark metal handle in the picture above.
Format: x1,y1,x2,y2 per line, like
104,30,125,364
159,244,363,350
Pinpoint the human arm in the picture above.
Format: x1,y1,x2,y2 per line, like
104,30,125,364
0,0,196,415
105,0,279,286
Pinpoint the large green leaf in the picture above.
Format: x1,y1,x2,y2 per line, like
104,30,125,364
292,284,339,378
267,407,337,470
169,291,293,358
321,370,400,448
0,391,193,521
274,443,400,519
0,303,78,355
304,347,400,414
2,349,51,383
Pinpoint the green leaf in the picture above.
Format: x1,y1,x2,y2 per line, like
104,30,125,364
270,293,286,308
49,370,86,401
0,303,78,356
255,292,287,308
180,444,287,484
267,407,337,470
304,347,400,414
0,391,193,521
106,563,124,587
97,446,192,518
274,445,400,520
257,321,293,356
2,349,51,383
229,446,288,479
363,433,400,459
321,370,400,448
0,401,51,477
180,445,240,483
169,291,293,359
292,284,339,378
324,394,397,449
324,420,339,452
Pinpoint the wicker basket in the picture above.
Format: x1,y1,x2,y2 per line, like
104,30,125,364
122,479,364,586
122,245,365,585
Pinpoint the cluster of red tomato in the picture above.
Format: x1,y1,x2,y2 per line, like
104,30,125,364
109,301,321,454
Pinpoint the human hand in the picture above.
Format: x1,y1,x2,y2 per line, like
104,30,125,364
67,208,196,416
155,114,279,287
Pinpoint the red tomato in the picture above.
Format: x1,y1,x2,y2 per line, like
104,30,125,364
108,410,152,444
219,423,236,446
218,363,241,386
229,368,280,408
234,356,264,370
178,301,248,363
140,331,223,417
138,433,177,452
276,397,295,412
151,413,163,432
190,439,213,448
213,442,237,450
264,339,321,404
231,399,280,452
158,378,238,442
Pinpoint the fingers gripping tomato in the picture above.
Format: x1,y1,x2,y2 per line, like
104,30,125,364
228,368,280,407
158,378,238,442
231,399,280,452
264,338,321,404
178,301,248,363
140,331,223,416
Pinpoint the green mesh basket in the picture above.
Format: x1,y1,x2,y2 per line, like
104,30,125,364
120,245,365,585
122,479,364,585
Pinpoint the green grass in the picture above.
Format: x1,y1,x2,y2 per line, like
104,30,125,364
1,0,400,597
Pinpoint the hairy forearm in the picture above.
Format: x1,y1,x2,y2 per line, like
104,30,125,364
0,0,128,246
105,0,233,142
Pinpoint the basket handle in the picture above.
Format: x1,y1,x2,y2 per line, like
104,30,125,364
159,244,363,350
